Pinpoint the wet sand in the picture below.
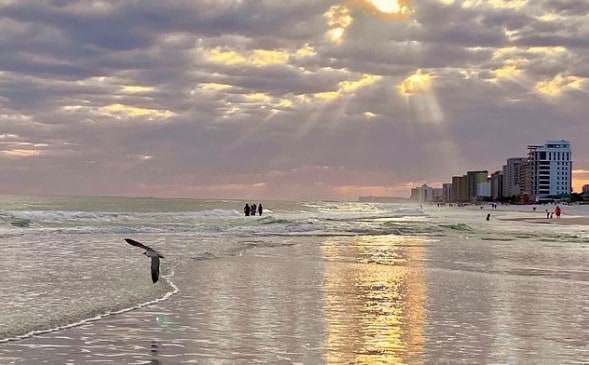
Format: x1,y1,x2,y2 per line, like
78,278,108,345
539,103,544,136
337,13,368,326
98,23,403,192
0,247,328,364
498,216,589,225
1,235,588,364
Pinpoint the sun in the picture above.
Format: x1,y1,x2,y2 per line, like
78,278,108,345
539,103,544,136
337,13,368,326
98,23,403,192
358,0,411,16
367,0,402,13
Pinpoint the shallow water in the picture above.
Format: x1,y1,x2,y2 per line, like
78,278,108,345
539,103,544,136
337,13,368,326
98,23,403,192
1,196,588,363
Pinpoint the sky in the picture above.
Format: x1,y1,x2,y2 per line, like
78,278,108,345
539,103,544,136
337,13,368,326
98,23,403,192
1,0,588,201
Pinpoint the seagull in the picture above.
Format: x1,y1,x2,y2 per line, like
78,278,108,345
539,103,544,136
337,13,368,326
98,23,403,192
124,238,165,283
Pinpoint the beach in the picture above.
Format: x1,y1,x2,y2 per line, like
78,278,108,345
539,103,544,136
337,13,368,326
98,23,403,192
498,215,589,225
1,196,588,364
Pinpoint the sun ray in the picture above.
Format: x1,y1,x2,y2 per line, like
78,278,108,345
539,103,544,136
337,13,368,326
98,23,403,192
397,69,444,124
223,109,282,156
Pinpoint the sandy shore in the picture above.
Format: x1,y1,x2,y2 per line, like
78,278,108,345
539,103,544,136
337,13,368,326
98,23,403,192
497,216,589,226
1,224,588,364
0,246,329,364
0,240,433,364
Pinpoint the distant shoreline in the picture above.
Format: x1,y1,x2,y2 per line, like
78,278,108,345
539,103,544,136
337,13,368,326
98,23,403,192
497,216,589,226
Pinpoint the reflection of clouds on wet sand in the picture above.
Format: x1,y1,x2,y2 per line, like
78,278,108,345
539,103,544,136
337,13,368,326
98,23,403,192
1,227,586,364
321,235,426,364
0,236,426,364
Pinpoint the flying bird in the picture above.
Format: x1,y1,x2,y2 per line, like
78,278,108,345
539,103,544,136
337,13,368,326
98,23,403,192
125,238,165,283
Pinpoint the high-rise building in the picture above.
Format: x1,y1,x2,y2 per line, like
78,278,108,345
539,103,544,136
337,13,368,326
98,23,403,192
490,170,503,200
502,157,527,197
467,170,488,201
477,181,491,198
451,175,468,202
442,183,452,202
527,140,572,199
410,184,435,202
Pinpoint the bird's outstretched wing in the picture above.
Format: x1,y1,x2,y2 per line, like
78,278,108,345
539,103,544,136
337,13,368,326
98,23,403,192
151,256,160,283
125,238,153,251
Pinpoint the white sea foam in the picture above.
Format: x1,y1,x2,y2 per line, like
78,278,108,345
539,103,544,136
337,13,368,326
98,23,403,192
4,208,242,222
0,271,179,344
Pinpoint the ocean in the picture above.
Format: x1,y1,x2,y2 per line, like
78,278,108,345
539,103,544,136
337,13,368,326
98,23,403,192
0,195,588,364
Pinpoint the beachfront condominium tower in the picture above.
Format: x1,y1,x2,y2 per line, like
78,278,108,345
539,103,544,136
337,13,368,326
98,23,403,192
467,170,488,201
490,170,504,200
502,157,527,198
527,140,572,200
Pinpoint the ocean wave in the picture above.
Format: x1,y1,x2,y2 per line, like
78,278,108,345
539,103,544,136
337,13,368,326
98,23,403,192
10,218,31,228
0,214,32,229
1,204,459,238
0,271,179,344
257,216,292,225
440,223,473,231
3,209,241,222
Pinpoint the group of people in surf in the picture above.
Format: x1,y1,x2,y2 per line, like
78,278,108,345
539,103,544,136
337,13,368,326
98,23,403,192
544,205,561,219
243,203,263,216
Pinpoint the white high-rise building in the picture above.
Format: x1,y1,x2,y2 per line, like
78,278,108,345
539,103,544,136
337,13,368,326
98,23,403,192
410,184,435,202
527,140,572,199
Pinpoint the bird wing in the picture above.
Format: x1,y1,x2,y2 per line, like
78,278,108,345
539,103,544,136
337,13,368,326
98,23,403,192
151,256,160,283
125,238,153,251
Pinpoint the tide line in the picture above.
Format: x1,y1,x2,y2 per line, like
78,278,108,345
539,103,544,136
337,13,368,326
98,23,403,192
0,271,180,344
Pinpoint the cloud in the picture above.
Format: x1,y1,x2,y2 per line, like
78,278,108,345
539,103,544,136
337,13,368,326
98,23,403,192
0,0,588,199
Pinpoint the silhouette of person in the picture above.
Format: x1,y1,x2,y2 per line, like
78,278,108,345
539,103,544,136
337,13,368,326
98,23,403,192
486,213,491,221
258,203,263,216
555,205,561,218
251,203,257,216
244,203,250,217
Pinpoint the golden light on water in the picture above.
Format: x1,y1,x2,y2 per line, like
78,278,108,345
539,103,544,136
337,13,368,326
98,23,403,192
321,235,426,363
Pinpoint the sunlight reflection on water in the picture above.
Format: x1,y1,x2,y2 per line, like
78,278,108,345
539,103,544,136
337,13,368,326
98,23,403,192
321,235,426,364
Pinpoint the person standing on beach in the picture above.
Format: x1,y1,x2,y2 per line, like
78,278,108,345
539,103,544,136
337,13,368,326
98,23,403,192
251,203,257,216
555,205,561,218
258,203,263,216
244,204,250,217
